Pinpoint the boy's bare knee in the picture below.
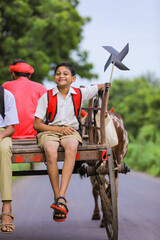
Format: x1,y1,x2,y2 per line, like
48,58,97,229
44,142,59,163
65,142,78,154
45,147,57,160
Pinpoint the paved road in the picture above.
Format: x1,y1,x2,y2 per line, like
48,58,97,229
0,167,160,240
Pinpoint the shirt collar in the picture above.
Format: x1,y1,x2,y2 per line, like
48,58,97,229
70,87,77,95
52,86,77,96
52,86,59,96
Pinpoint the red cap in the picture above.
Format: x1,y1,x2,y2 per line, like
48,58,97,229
9,62,34,74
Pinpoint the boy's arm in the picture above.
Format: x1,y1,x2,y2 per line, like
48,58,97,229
34,117,75,135
0,125,15,142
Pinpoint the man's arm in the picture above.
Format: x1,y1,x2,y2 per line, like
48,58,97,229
0,125,15,142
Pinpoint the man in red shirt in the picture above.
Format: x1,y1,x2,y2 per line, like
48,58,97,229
3,59,47,139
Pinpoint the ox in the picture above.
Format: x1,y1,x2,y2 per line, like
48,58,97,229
79,89,129,227
90,110,129,227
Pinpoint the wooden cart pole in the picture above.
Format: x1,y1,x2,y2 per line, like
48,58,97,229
100,82,111,145
100,60,115,144
88,98,94,143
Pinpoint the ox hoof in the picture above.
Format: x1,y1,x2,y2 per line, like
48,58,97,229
99,218,105,228
92,212,101,220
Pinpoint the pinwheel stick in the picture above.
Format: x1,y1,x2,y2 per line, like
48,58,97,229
103,61,115,112
109,61,115,83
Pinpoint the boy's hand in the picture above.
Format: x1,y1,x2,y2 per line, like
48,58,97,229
60,126,76,135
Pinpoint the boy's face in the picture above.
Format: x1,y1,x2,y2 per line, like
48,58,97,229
54,66,76,88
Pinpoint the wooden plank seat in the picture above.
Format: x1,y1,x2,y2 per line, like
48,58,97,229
12,138,107,176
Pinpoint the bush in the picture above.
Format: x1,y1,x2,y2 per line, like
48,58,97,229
125,142,160,177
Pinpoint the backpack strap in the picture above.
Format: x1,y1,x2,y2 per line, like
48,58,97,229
0,85,5,119
72,87,82,119
72,87,82,135
45,89,57,124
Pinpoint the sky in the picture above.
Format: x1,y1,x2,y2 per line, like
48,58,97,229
44,0,160,88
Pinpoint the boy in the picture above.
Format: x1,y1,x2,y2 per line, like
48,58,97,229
0,86,19,233
33,62,104,222
3,59,46,139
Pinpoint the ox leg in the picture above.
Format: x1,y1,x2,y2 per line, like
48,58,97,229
91,176,101,220
92,187,101,220
100,215,105,227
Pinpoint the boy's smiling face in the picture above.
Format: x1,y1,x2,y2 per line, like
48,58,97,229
54,66,76,88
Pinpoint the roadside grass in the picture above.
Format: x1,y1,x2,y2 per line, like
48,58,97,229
124,142,160,177
12,163,35,181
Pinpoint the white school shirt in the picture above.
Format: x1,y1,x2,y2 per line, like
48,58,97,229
0,89,19,127
34,85,98,130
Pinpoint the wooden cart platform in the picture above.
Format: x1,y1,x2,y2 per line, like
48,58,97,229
12,138,108,176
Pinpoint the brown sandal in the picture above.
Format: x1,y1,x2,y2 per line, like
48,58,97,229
0,212,15,233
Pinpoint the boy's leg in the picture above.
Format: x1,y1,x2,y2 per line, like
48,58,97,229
59,137,79,197
43,140,60,199
0,137,13,232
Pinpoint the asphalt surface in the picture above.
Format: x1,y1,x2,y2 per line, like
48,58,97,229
0,167,160,240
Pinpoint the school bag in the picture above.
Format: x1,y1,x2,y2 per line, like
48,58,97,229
45,87,82,131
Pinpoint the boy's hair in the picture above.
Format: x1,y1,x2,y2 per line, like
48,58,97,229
54,62,76,76
10,59,30,78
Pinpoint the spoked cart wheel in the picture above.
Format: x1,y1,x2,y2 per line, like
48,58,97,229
98,147,119,240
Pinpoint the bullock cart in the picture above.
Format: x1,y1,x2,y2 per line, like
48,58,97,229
12,83,130,240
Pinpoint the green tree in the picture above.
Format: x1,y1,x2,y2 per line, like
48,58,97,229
107,74,160,177
145,88,160,129
0,0,98,84
108,75,160,138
